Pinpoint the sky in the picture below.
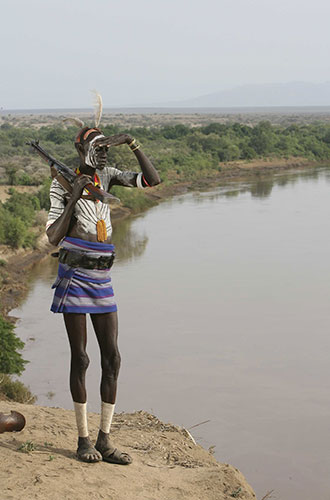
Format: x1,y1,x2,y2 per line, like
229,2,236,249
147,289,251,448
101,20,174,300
1,0,330,109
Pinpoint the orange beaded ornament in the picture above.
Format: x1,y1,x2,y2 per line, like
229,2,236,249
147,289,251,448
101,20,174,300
96,218,107,242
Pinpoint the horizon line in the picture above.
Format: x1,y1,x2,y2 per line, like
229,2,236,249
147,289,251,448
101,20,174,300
3,105,330,114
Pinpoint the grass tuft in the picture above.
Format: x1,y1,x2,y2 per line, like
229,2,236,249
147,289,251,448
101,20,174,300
18,441,36,453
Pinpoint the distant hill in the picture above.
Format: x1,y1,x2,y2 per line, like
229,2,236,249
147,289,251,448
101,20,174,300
166,82,330,107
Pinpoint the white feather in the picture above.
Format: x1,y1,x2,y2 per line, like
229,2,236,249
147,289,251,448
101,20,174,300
63,117,85,128
91,90,103,128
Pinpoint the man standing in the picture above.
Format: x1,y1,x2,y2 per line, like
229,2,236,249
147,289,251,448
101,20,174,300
46,125,160,463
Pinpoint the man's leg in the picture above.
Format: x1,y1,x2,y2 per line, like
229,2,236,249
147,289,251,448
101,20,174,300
91,311,132,465
63,313,102,463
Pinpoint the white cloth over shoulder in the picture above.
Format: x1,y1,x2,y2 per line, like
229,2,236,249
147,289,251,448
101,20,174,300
46,166,145,238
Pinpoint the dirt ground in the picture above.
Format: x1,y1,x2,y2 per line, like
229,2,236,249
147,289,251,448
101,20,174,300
0,401,256,500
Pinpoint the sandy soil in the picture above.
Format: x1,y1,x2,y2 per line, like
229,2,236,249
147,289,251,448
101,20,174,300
0,401,256,500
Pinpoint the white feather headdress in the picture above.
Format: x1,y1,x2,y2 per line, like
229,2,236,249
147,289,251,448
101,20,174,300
63,117,85,128
62,91,103,130
91,90,103,128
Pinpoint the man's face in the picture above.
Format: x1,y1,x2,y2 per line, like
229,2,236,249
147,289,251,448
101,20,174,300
83,136,109,170
93,144,109,170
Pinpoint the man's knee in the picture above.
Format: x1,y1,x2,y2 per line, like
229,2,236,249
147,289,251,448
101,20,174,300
101,350,121,380
72,351,90,373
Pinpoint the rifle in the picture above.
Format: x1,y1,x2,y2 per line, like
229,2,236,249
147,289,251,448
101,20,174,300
26,140,119,204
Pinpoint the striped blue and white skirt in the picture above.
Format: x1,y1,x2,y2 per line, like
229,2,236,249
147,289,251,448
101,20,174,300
50,237,117,314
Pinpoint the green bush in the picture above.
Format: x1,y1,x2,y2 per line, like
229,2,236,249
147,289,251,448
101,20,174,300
111,186,156,212
37,177,52,211
0,315,27,375
4,189,39,224
0,374,36,403
0,189,41,248
2,215,26,248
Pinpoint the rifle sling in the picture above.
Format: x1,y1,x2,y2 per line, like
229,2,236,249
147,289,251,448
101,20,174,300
55,173,73,194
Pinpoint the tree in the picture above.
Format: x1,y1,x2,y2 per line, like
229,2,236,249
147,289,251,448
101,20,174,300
45,127,70,144
0,315,27,375
5,165,18,185
3,215,26,248
4,189,39,224
37,177,52,210
250,125,274,155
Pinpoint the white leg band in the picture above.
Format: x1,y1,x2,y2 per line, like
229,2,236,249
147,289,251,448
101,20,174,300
74,402,88,438
100,401,115,434
136,172,144,189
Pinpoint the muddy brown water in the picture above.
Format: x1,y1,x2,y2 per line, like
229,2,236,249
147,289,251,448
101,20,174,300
10,167,330,500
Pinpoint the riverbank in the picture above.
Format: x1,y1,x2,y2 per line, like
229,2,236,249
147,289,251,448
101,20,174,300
155,156,319,198
0,156,322,318
0,401,256,500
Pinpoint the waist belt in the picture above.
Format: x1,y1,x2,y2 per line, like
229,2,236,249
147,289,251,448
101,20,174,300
58,248,115,270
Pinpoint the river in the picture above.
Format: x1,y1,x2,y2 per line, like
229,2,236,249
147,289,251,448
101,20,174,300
10,167,330,500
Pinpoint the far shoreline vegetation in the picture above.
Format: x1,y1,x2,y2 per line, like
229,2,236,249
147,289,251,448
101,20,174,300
1,120,330,246
1,116,330,402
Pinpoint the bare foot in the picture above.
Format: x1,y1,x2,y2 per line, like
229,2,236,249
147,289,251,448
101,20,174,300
77,436,102,463
95,430,132,465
